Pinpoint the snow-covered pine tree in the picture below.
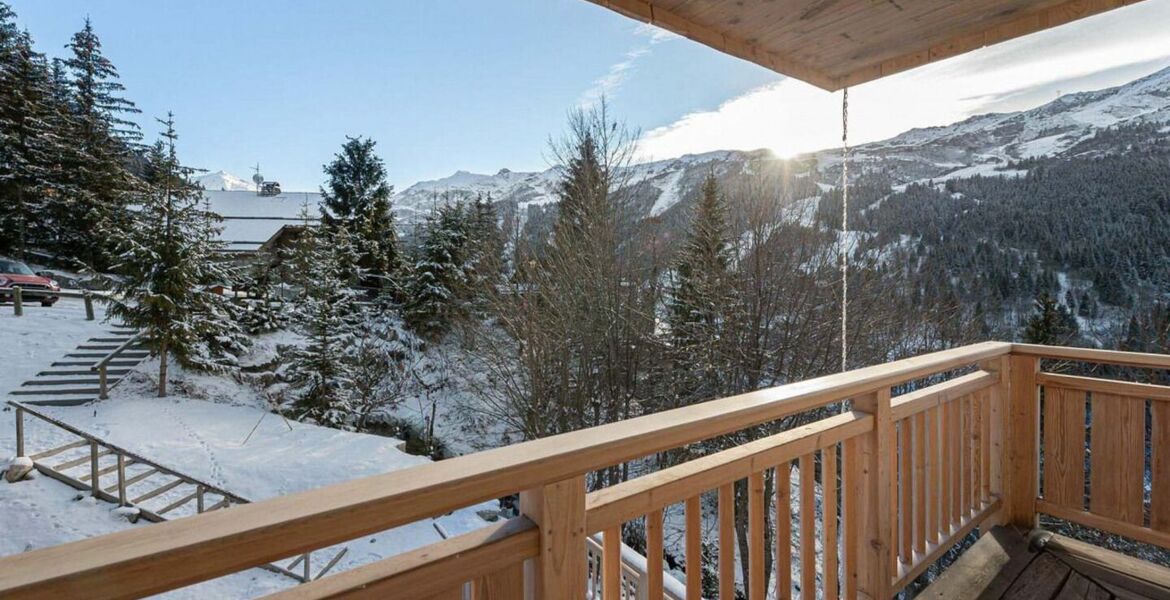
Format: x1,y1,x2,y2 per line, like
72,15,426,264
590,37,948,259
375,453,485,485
1022,291,1079,345
319,136,400,290
665,172,736,406
286,224,362,427
0,30,57,258
61,18,140,269
404,202,470,338
107,113,246,396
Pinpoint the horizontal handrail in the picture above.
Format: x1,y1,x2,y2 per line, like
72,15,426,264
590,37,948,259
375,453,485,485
0,341,1013,598
91,333,145,372
1037,371,1170,401
1013,343,1170,369
889,370,999,421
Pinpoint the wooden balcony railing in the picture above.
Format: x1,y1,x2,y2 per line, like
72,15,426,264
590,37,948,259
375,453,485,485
0,342,1168,599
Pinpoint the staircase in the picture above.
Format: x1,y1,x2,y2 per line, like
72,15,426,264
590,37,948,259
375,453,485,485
8,329,148,406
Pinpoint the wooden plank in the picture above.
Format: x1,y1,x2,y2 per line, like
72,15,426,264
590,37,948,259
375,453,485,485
158,491,200,516
889,371,999,421
926,406,940,545
913,412,926,558
799,454,816,598
1090,394,1145,525
748,471,765,600
899,421,912,565
1044,532,1170,593
842,440,857,600
80,459,134,482
1038,500,1170,549
1001,552,1069,599
28,440,88,461
53,448,110,472
914,526,1034,600
1153,400,1170,533
132,478,184,505
1005,355,1040,528
602,526,621,600
890,500,1003,594
822,447,839,600
1054,570,1091,600
962,394,973,519
718,483,735,600
104,467,159,494
1039,372,1170,402
852,390,893,600
1014,344,1170,369
473,562,523,600
776,463,793,600
586,411,871,532
264,518,536,600
949,396,962,529
646,509,664,600
941,400,953,534
1042,387,1086,509
980,388,992,503
521,477,586,600
685,495,701,600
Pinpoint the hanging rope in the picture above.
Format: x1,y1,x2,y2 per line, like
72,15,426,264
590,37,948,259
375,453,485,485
840,87,850,373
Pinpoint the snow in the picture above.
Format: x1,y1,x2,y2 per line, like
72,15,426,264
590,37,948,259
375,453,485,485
196,171,254,192
0,317,494,598
648,168,685,217
203,190,323,252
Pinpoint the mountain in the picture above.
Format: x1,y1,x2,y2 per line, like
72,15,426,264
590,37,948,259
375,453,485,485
390,65,1170,225
196,171,254,192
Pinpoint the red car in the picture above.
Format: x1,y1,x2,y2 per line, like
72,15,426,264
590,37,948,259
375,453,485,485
0,258,61,306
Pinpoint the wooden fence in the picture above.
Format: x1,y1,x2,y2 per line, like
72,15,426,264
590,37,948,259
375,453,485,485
0,342,1168,599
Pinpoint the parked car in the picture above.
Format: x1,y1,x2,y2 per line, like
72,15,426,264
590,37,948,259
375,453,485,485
0,258,61,306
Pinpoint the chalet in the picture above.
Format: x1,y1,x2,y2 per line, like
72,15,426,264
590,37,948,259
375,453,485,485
203,190,322,256
2,2,1168,599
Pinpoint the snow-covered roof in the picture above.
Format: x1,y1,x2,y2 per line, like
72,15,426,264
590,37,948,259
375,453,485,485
204,190,322,253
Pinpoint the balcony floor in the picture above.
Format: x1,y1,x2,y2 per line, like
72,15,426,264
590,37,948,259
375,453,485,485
921,527,1170,600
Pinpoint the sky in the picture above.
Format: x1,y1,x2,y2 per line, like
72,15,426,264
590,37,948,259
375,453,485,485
9,0,1170,192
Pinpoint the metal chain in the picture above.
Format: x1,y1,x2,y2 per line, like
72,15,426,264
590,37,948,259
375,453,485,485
841,87,850,372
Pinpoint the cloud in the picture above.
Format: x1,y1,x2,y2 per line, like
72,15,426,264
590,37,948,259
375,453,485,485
635,0,1170,161
579,23,677,109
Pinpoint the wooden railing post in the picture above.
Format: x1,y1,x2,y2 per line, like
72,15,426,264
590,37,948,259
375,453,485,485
520,476,586,600
15,406,24,458
13,286,22,316
979,356,1011,529
89,441,100,498
84,292,95,321
852,389,893,599
99,365,108,400
116,454,127,506
1004,354,1039,529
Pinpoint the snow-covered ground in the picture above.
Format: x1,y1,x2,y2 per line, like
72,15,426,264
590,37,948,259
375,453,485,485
0,311,493,599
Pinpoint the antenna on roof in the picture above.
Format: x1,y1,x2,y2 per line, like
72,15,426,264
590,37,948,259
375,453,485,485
251,163,264,195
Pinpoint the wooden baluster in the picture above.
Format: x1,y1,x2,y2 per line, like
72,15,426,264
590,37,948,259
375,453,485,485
941,400,953,534
823,446,839,600
962,395,973,519
1042,387,1085,510
926,406,940,546
475,563,524,600
980,357,1009,530
913,412,926,558
1152,400,1170,533
603,526,621,600
748,471,766,600
718,483,735,600
646,509,664,599
116,454,127,506
89,441,100,498
949,397,962,528
776,463,793,600
1090,394,1146,525
842,440,858,600
980,389,992,504
969,394,980,514
899,422,911,565
1004,355,1039,529
685,495,702,600
15,406,24,458
799,454,816,598
852,389,893,600
521,476,587,599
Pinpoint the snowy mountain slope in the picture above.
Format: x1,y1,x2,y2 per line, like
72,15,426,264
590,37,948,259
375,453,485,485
196,170,254,192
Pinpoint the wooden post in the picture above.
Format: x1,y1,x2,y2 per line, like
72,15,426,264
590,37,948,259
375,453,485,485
197,485,205,513
1004,355,1039,529
117,454,127,506
979,356,1011,529
15,406,24,458
89,441,100,498
520,476,587,599
99,365,108,400
13,286,22,316
84,293,95,321
303,552,311,583
852,389,893,599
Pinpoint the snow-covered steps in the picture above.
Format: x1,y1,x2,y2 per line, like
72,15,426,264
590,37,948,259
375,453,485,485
7,329,147,407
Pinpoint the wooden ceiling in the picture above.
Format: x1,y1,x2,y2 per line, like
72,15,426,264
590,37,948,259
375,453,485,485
584,0,1147,91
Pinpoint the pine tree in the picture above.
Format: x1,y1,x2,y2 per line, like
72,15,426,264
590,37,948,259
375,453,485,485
1022,292,1079,345
319,136,399,289
666,172,735,405
405,203,469,338
0,30,57,257
107,114,244,396
61,18,140,268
